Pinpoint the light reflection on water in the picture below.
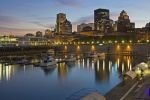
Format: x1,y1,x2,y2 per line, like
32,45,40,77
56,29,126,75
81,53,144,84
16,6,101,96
0,55,145,100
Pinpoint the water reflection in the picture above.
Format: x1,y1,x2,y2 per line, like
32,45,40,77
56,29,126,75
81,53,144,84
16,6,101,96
0,54,146,100
41,67,56,75
70,55,134,83
0,63,15,81
0,55,138,83
57,63,68,79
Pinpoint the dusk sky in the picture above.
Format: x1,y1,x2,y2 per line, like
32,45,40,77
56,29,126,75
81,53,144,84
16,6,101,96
0,0,150,36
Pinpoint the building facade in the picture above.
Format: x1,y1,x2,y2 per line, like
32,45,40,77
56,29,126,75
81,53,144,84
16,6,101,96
77,23,94,32
44,29,53,38
36,31,43,37
56,13,72,34
94,8,113,34
117,10,135,33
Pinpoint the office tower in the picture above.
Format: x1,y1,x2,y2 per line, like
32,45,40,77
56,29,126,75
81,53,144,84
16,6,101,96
94,8,112,34
117,10,135,32
36,31,43,37
56,13,72,34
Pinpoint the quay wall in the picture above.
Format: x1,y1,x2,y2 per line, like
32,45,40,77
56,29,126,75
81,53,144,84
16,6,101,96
0,44,149,56
55,44,150,56
0,46,52,56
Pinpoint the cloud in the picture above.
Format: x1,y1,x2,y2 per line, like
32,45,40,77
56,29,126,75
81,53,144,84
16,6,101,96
73,15,94,25
54,0,81,7
31,21,54,28
0,26,39,36
28,15,55,21
0,15,21,25
72,15,94,31
110,12,119,21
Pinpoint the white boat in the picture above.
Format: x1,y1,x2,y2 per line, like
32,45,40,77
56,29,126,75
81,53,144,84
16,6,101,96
87,52,98,58
97,53,105,58
40,56,57,67
16,59,29,65
65,55,76,62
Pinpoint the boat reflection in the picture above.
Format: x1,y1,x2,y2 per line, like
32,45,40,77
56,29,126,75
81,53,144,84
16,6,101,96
41,66,56,75
0,54,143,85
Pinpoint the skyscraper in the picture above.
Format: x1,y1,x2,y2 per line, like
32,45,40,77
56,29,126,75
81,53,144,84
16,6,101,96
36,31,43,37
56,13,66,34
56,13,72,34
62,20,72,34
94,8,112,34
117,10,135,33
44,29,52,38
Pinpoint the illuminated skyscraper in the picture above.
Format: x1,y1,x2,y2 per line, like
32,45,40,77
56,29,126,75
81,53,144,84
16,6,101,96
36,31,43,37
117,10,135,32
44,29,52,38
94,8,112,34
56,13,72,34
56,13,66,34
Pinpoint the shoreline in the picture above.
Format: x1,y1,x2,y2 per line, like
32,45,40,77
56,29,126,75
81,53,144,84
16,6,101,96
105,78,138,100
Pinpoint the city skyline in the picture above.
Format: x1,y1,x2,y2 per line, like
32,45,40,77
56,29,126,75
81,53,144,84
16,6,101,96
0,0,150,35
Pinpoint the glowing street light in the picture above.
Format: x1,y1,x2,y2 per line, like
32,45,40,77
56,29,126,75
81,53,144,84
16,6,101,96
121,40,125,44
129,40,132,43
147,40,149,43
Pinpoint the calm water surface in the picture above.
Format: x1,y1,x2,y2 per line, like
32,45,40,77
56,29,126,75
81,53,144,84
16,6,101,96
0,55,145,100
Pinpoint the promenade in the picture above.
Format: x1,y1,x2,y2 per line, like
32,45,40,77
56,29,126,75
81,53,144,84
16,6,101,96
105,69,150,100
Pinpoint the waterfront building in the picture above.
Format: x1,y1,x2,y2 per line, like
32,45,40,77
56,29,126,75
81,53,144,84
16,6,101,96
77,23,94,32
36,31,43,37
94,8,113,34
113,21,118,32
0,35,18,46
62,19,72,34
145,22,150,40
145,22,150,32
117,10,135,33
44,29,53,38
24,33,34,37
19,36,49,46
135,23,150,41
56,13,72,34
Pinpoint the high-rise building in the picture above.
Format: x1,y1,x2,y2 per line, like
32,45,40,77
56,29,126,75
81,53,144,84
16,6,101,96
56,13,66,34
62,20,72,34
36,31,43,37
44,29,52,38
56,13,72,34
117,10,135,32
94,8,112,34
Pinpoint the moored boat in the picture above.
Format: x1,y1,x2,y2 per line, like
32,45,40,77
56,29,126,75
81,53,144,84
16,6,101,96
65,55,76,62
40,56,57,67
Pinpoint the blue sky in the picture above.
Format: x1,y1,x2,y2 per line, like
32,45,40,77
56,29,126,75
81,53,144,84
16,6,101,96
0,0,150,35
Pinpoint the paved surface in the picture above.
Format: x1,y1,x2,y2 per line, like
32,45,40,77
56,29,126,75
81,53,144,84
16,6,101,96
105,78,138,100
125,75,150,100
105,70,150,100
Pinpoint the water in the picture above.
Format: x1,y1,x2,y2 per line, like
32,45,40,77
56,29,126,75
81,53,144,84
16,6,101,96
0,55,145,100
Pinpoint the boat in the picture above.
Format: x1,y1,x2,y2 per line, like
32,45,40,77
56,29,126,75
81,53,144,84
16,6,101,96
97,53,106,58
87,52,98,58
16,58,29,65
65,55,76,62
40,56,57,67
